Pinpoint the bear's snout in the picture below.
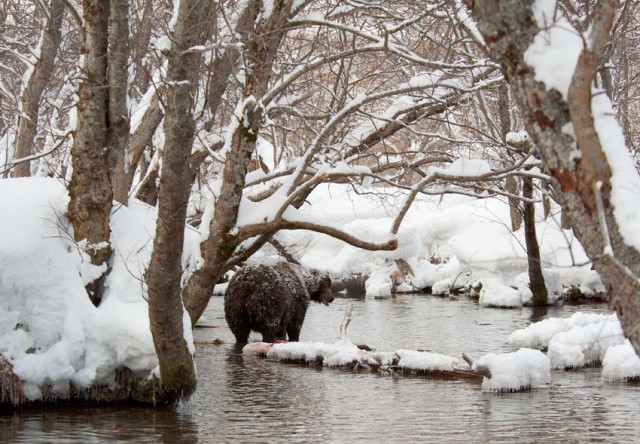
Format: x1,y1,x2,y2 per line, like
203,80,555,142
320,287,334,306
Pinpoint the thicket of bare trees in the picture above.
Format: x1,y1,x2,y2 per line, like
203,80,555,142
1,0,639,402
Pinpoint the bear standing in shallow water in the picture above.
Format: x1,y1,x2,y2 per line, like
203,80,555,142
224,262,334,343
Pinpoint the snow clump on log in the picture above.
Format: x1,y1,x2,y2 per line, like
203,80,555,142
478,348,551,392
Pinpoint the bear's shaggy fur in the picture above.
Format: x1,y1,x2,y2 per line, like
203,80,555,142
224,262,334,343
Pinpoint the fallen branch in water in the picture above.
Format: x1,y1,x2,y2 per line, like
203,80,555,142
242,304,550,392
243,341,487,381
340,303,353,339
462,353,492,379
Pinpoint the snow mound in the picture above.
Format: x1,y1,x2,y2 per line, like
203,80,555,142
508,312,611,349
602,340,640,382
283,184,592,299
365,270,393,298
478,348,551,392
479,277,526,308
546,316,624,369
0,178,196,400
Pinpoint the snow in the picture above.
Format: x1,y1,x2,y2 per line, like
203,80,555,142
508,311,626,369
395,349,460,372
602,340,640,382
546,315,624,369
479,277,525,308
593,91,640,253
508,312,613,349
270,184,595,300
525,2,583,99
251,339,551,392
525,1,640,255
431,158,491,177
0,175,636,400
0,178,196,401
478,348,551,392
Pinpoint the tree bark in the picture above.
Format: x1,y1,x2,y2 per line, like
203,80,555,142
11,0,65,178
522,176,548,305
127,94,164,195
144,0,211,403
468,0,640,353
130,0,153,99
67,0,112,306
108,0,131,204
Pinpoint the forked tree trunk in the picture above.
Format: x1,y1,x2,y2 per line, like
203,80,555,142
67,0,112,306
144,0,211,403
11,0,65,177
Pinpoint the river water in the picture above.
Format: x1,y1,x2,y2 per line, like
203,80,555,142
2,295,640,443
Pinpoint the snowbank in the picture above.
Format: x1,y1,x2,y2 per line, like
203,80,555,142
0,178,196,401
260,337,397,368
251,183,600,300
395,349,461,372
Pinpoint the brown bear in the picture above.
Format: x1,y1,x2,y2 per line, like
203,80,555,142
224,262,334,343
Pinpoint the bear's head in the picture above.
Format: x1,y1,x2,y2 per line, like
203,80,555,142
311,272,334,306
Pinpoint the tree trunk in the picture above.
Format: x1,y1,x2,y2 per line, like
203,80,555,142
11,0,65,178
522,177,548,305
130,0,153,99
67,0,112,306
505,176,522,231
467,0,640,353
144,0,211,403
108,0,131,204
127,94,164,193
498,84,523,232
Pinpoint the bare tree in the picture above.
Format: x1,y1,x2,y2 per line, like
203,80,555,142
11,0,65,178
144,0,212,403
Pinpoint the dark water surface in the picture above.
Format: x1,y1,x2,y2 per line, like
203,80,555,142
2,295,639,443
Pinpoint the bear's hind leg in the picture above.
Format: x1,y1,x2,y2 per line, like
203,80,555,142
261,322,287,343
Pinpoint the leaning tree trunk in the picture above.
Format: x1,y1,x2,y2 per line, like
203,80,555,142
522,176,548,305
11,0,65,177
467,0,640,353
144,0,211,403
67,0,112,307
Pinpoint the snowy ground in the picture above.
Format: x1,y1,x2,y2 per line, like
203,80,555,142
248,182,602,304
0,177,635,401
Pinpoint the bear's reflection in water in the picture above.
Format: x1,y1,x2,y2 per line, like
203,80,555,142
221,346,329,441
